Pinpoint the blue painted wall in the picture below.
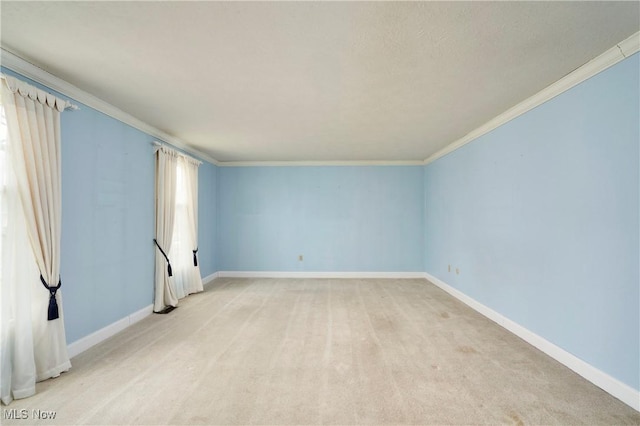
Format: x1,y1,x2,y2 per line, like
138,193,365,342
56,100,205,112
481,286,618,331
60,104,155,344
2,67,218,344
198,162,218,278
5,50,638,395
217,166,424,272
423,54,639,390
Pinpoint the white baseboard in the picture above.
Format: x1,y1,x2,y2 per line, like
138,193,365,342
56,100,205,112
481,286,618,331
202,271,220,285
424,272,640,412
217,271,425,279
67,304,153,359
67,272,221,359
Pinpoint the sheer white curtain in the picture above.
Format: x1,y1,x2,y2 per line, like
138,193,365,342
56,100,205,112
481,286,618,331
0,75,72,404
154,147,179,312
168,157,202,299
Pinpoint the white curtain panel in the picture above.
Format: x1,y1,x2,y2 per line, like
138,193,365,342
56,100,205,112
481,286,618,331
154,147,179,312
1,75,71,404
183,157,203,294
0,112,40,405
168,157,202,299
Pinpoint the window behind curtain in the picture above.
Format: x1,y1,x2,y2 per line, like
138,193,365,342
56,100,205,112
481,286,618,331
0,106,6,278
168,159,199,299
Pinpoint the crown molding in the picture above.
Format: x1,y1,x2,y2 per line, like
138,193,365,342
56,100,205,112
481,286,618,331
217,160,425,167
0,48,221,166
423,31,640,166
618,31,640,58
3,29,637,169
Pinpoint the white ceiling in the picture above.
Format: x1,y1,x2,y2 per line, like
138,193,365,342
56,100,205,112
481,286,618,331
1,2,639,162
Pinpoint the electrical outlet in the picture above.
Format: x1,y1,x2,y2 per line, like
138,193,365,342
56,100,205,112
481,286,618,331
448,264,451,272
456,268,460,275
298,255,303,261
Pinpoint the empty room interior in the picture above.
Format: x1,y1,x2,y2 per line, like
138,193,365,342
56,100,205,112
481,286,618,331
1,2,639,425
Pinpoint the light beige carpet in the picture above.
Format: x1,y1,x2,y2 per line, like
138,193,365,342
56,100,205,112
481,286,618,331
5,278,639,425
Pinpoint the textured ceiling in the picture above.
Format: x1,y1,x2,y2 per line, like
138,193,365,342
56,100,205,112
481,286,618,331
1,2,639,162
